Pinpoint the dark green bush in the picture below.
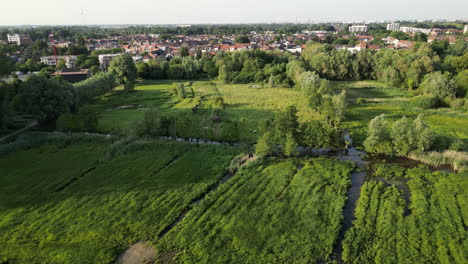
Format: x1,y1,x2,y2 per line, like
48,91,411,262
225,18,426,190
412,96,440,109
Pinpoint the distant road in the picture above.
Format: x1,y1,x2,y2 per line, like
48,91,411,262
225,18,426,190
0,121,38,142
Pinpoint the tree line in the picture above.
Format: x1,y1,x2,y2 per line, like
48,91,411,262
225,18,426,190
0,54,137,130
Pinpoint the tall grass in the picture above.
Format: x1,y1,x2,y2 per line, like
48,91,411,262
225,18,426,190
408,150,468,171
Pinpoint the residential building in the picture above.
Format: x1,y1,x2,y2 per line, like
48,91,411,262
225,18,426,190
7,34,33,46
349,25,368,32
386,23,400,31
464,25,468,34
98,54,122,70
52,68,90,83
40,55,77,68
400,27,431,34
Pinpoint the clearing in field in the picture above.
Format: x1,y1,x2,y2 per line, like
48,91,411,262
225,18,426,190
92,80,317,142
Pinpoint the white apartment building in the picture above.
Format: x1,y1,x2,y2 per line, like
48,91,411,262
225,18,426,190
400,27,431,34
386,23,400,31
7,34,32,46
40,56,77,68
349,25,368,32
464,25,468,34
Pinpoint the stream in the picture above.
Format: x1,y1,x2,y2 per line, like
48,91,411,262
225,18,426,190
329,133,454,262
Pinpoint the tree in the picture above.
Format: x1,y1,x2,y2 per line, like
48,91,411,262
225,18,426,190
391,116,416,156
274,106,299,143
332,90,347,126
412,115,433,153
268,74,274,88
235,36,250,44
57,59,66,69
454,70,468,98
255,130,275,157
299,71,321,95
308,92,323,111
108,54,137,92
18,76,75,124
179,46,189,57
363,114,393,154
283,132,299,157
0,53,14,77
420,71,456,99
78,106,98,132
300,120,335,148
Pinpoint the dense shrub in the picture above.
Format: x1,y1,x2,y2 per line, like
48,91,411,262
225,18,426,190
56,106,99,132
412,95,440,109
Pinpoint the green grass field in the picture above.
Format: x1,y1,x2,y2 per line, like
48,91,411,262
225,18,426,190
0,134,239,264
343,167,467,264
158,158,354,263
337,81,468,149
92,80,317,142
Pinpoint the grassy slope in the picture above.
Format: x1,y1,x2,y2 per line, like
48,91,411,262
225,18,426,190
337,81,468,149
0,137,238,264
158,158,353,264
92,80,317,142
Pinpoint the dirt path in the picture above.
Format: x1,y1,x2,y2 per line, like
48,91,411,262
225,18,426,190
0,121,38,142
115,241,157,264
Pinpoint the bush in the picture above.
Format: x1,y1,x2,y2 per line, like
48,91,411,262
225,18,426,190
449,98,465,109
449,139,464,151
373,163,406,179
56,106,98,132
56,113,81,132
412,95,440,109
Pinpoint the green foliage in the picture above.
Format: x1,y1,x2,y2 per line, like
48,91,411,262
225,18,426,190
56,106,99,132
73,72,117,106
0,137,239,264
343,168,468,264
454,70,468,98
159,158,354,263
283,132,299,157
412,95,441,109
108,54,137,92
234,35,250,43
363,114,393,154
17,75,75,124
300,71,321,94
391,116,417,155
179,46,189,57
176,83,187,99
0,99,14,129
364,114,434,156
300,120,336,148
255,130,275,156
372,163,407,179
420,71,456,99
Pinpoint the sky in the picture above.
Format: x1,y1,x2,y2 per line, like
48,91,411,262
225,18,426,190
1,0,467,25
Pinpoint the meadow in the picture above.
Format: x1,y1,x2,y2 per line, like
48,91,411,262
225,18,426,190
343,166,467,264
0,133,239,264
157,158,354,263
91,80,317,142
337,81,468,149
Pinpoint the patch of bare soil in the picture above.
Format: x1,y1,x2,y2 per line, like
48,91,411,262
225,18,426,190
116,241,157,264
